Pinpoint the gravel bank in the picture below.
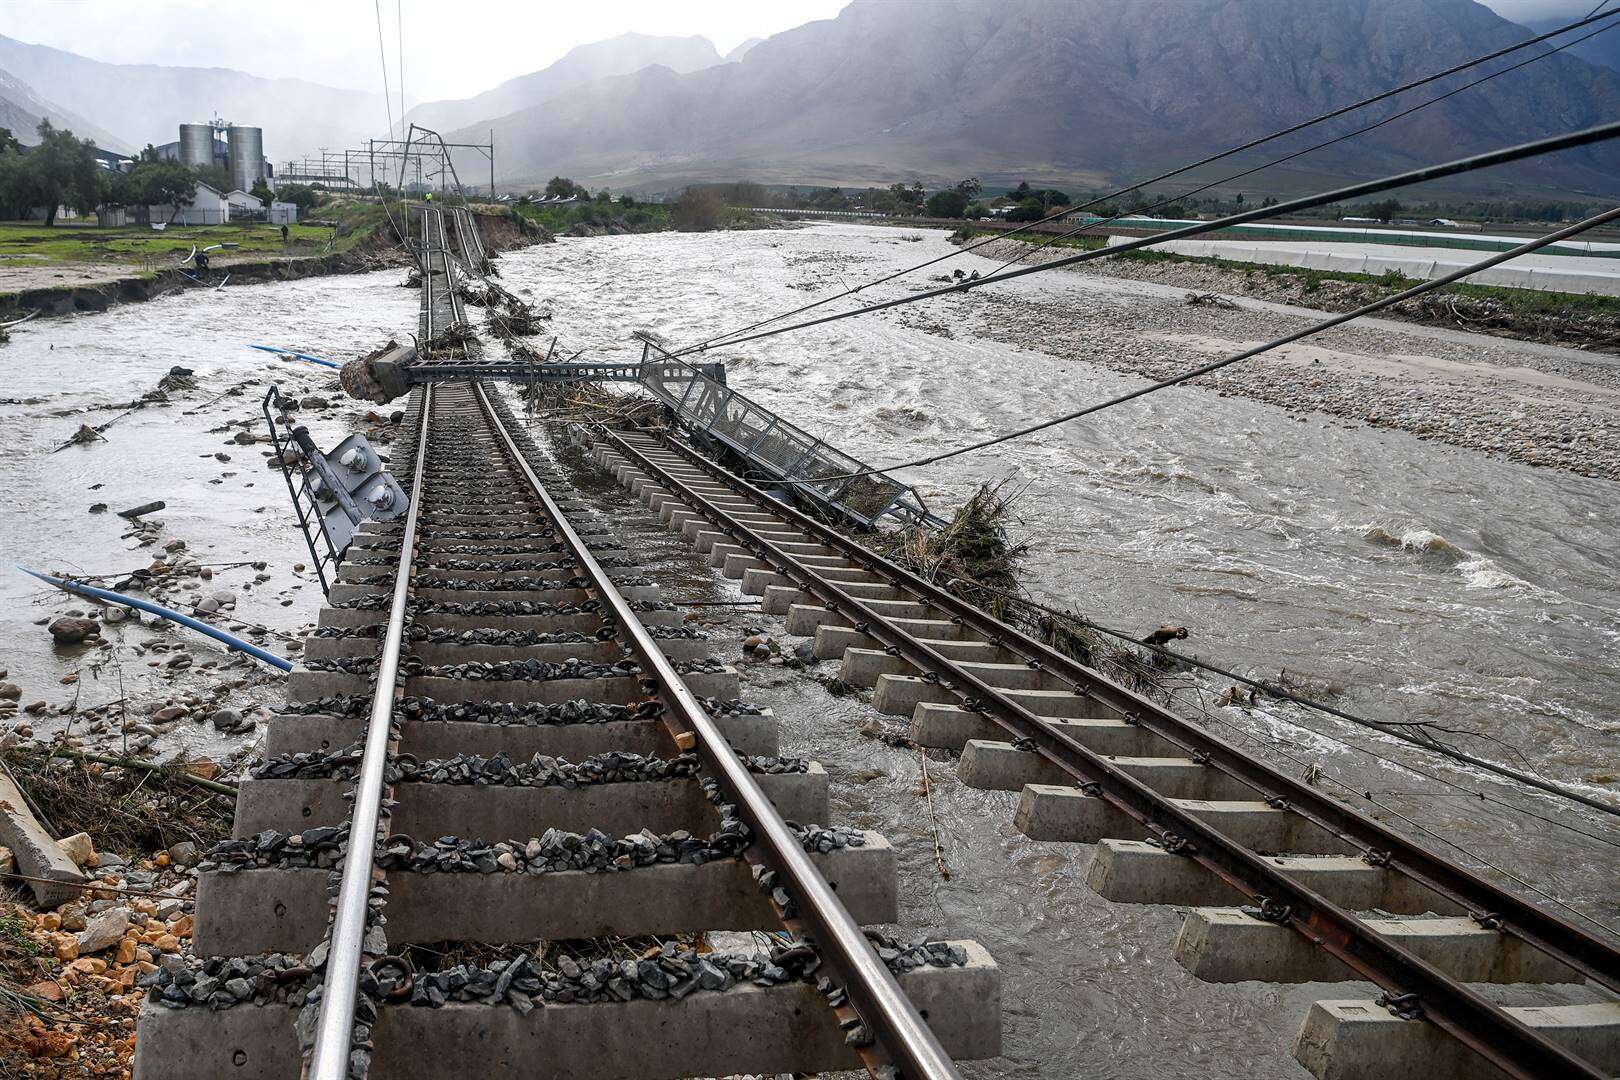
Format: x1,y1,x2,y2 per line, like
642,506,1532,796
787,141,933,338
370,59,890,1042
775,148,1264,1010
951,236,1620,482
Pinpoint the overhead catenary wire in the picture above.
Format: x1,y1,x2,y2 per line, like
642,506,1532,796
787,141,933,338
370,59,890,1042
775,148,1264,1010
373,0,397,142
669,120,1620,360
985,14,1620,277
1174,688,1620,937
678,186,1620,490
371,0,411,254
396,0,405,145
674,5,1620,355
949,577,1620,826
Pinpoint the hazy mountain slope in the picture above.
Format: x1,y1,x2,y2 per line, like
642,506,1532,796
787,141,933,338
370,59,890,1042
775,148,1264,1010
405,33,723,136
0,34,388,160
723,38,764,63
0,68,129,151
452,0,1620,198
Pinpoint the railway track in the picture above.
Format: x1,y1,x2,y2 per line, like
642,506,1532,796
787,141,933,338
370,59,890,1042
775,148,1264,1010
131,206,998,1077
581,423,1620,1080
132,379,997,1078
127,195,1616,1079
417,206,465,346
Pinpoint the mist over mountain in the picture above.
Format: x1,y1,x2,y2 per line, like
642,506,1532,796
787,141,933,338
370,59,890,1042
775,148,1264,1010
0,67,128,152
444,0,1620,199
0,34,387,160
723,38,765,64
404,33,724,138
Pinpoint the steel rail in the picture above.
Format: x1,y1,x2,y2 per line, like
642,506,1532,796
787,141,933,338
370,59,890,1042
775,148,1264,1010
948,575,1620,822
627,428,1620,984
434,209,464,330
597,425,1617,1080
307,382,433,1080
418,206,437,343
475,386,959,1079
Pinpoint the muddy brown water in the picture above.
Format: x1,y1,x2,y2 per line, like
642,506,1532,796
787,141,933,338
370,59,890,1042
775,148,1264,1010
0,269,415,758
0,225,1616,1076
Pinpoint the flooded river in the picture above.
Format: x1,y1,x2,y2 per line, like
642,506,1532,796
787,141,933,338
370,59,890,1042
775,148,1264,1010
1,223,1616,1076
505,224,1620,1075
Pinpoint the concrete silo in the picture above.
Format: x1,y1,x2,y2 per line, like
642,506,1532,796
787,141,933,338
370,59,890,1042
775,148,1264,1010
179,123,216,169
227,125,265,192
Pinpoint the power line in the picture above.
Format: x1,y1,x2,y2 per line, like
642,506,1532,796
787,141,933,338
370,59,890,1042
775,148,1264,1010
674,5,1620,356
670,121,1620,358
951,577,1620,824
1192,696,1620,937
698,195,1620,488
373,0,396,143
397,0,406,143
985,16,1620,277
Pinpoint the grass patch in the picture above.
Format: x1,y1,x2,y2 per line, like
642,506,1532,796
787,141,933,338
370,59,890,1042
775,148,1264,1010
0,219,333,267
0,915,36,957
310,199,395,255
0,200,399,269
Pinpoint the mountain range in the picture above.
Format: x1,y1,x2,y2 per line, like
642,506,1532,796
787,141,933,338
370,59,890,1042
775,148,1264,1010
0,66,127,152
0,0,1616,200
403,33,727,138
439,0,1620,198
0,33,388,161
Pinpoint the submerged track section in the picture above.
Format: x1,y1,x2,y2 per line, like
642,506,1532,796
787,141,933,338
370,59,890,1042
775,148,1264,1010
584,423,1620,1080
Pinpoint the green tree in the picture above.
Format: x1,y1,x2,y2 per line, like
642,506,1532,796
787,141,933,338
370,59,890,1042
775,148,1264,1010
1006,198,1046,222
0,128,18,155
192,163,231,193
123,161,195,222
250,178,273,205
0,148,31,217
23,120,101,225
274,183,321,212
670,186,725,231
954,177,982,200
544,176,586,200
1365,198,1404,223
925,189,968,218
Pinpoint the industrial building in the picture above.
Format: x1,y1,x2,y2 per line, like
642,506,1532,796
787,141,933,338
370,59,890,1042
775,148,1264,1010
152,120,273,188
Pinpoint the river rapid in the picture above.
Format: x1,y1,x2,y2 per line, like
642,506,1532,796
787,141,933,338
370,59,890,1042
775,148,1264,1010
0,223,1615,1076
504,223,1620,1075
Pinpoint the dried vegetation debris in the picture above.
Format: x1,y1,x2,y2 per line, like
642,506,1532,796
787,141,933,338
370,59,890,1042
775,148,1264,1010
1,747,224,1077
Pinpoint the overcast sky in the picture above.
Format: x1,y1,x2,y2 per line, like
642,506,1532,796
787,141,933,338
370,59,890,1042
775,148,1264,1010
0,0,1600,103
0,0,850,101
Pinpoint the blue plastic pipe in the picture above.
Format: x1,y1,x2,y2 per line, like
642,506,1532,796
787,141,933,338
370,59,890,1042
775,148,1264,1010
17,566,294,672
248,344,342,369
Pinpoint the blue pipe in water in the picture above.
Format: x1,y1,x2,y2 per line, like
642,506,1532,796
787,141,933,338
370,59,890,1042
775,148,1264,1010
17,566,293,672
248,344,342,369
